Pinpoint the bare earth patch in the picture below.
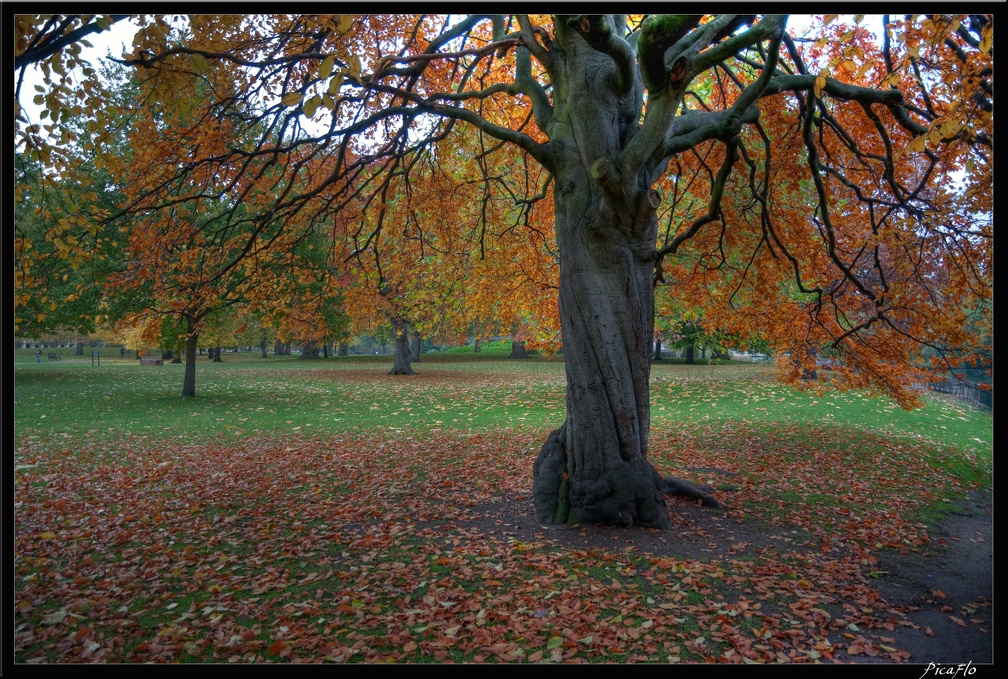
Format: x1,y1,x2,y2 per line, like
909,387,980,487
465,488,993,665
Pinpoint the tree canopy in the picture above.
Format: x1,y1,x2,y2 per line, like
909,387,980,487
13,13,992,526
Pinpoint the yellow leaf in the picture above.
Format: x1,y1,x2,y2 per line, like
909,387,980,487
824,14,837,26
814,74,826,97
96,16,111,30
189,53,209,75
319,55,334,80
910,135,927,153
281,92,303,107
335,15,353,33
302,95,321,118
979,26,992,54
40,532,56,539
348,55,362,79
327,77,342,96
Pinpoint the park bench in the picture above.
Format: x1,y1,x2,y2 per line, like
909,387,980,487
47,353,60,361
139,357,164,366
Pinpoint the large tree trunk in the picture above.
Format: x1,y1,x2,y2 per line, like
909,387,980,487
388,317,415,375
530,20,729,528
182,314,198,398
213,346,223,362
510,339,529,359
76,341,85,356
410,329,422,363
532,163,670,528
338,341,349,356
685,344,696,364
300,340,321,360
260,335,268,358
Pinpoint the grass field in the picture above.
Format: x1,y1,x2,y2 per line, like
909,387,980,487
13,347,993,663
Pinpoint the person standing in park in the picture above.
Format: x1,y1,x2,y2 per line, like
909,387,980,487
35,348,41,363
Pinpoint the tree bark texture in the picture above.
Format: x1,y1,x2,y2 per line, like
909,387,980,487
338,341,349,356
182,314,198,398
510,340,529,359
531,23,674,528
300,340,321,360
388,317,415,375
410,330,422,363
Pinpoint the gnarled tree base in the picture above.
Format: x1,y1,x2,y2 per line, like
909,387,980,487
533,423,726,527
537,423,725,528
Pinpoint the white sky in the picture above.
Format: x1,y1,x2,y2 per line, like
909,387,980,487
17,14,885,121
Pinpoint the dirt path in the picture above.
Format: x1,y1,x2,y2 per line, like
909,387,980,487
866,489,992,664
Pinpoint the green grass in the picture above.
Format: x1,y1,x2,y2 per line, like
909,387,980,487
13,350,993,664
14,350,992,461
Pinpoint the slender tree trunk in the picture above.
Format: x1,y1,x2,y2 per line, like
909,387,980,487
685,344,696,364
182,314,198,398
654,337,662,361
388,317,415,375
338,341,349,356
326,340,333,357
260,335,268,358
76,341,84,356
410,329,422,362
474,337,481,353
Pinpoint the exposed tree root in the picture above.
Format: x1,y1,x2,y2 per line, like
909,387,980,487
662,476,726,510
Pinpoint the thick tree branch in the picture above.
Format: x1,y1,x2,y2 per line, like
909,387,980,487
512,46,553,132
690,15,786,74
564,15,636,96
635,15,702,91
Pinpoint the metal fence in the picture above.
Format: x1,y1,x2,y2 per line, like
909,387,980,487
928,378,993,411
